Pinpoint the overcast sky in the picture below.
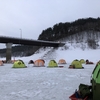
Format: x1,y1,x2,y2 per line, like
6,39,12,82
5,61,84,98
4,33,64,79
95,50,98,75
0,0,100,48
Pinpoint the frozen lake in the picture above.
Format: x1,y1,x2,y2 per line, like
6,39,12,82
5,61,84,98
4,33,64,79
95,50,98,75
0,62,95,100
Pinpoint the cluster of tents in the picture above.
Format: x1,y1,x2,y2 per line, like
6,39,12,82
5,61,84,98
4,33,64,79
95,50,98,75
0,59,66,68
0,58,94,69
28,59,67,67
0,59,94,69
11,59,94,68
69,59,94,69
12,59,66,68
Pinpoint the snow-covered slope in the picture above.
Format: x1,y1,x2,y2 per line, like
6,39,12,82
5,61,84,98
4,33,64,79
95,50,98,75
15,40,100,64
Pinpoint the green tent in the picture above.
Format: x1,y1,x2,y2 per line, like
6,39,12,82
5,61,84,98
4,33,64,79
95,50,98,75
48,60,58,68
80,59,85,64
12,60,27,68
71,59,83,69
91,64,100,100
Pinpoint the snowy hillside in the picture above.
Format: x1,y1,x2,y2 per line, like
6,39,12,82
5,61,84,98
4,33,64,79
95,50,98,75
17,46,99,64
15,37,100,64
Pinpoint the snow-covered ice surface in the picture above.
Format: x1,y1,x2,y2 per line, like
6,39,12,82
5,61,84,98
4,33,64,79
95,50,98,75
0,62,96,100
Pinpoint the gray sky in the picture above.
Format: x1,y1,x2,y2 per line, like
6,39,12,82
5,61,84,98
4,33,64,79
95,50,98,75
0,0,100,48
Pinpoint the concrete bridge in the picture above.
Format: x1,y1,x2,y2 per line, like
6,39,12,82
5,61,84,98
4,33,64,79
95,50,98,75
0,36,65,62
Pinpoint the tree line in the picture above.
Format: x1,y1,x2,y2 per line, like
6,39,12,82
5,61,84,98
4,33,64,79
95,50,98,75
38,17,100,41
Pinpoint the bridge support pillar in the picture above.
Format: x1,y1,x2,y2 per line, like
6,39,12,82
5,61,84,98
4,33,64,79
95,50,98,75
6,43,12,63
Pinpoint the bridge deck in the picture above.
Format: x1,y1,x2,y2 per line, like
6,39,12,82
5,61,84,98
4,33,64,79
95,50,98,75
0,36,65,47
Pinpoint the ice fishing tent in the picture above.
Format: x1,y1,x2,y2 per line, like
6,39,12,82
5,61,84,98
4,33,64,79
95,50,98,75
34,59,45,67
69,59,83,69
86,59,94,64
48,60,58,68
91,61,100,100
0,60,3,66
58,59,66,64
12,60,27,68
2,60,6,63
80,59,85,64
28,60,34,64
